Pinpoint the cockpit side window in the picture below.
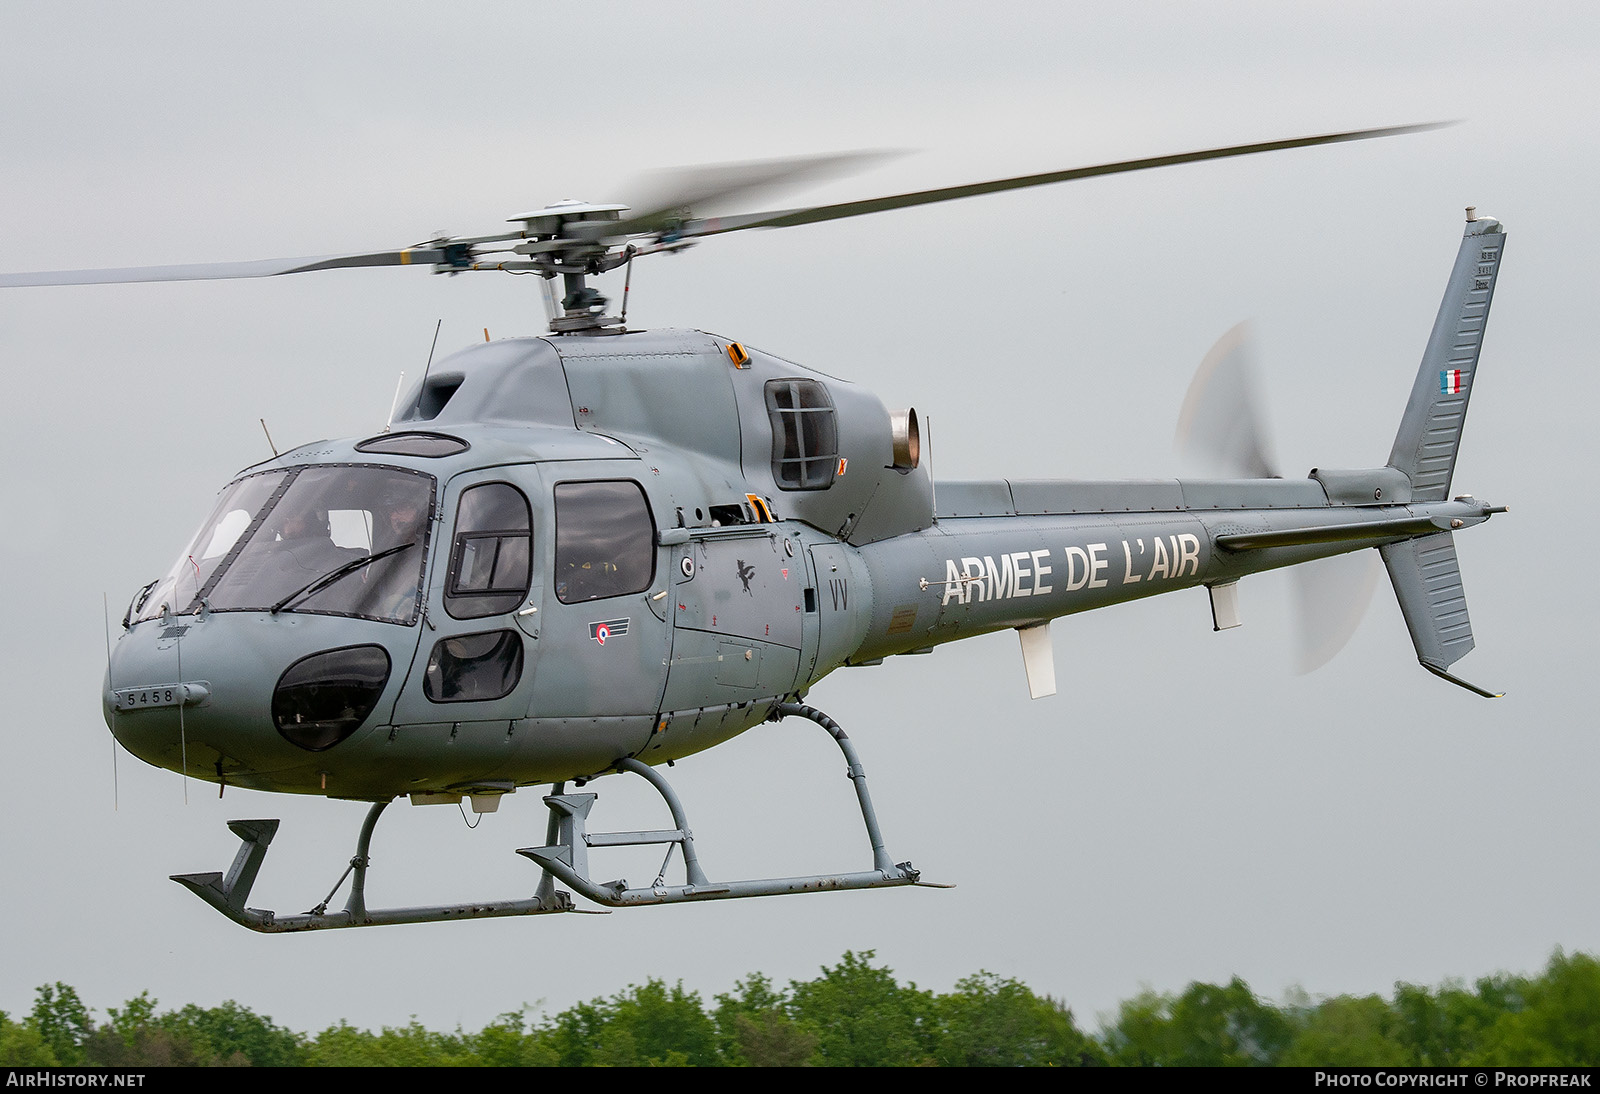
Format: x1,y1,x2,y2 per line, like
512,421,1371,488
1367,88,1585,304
445,482,532,619
765,379,838,490
553,480,655,604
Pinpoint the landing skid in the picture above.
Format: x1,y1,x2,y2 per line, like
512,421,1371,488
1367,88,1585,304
172,703,933,931
171,801,583,933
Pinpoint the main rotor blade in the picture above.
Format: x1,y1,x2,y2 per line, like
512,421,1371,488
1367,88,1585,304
0,249,448,288
670,123,1450,239
607,150,899,238
0,123,1449,288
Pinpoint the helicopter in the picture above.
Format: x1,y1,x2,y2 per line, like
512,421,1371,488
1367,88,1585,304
0,123,1506,932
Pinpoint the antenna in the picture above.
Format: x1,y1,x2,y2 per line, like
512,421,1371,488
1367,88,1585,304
174,622,188,805
259,418,278,457
409,319,443,420
104,592,118,812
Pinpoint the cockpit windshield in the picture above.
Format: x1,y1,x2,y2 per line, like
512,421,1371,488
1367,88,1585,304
132,465,433,625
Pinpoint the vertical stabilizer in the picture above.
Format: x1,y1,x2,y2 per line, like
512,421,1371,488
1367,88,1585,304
1388,212,1506,501
1380,532,1499,697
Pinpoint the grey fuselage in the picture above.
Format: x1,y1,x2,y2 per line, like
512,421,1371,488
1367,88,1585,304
104,328,1492,803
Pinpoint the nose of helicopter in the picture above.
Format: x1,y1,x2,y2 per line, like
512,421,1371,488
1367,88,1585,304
105,610,415,791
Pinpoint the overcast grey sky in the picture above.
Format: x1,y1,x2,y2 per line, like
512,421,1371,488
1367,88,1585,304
2,1,1595,1035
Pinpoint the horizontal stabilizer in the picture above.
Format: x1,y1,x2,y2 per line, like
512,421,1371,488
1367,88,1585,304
1380,532,1500,697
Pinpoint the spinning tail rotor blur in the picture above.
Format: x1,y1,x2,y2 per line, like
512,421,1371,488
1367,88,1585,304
1176,321,1382,673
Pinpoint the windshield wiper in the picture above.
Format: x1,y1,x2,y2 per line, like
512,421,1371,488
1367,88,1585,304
270,542,416,615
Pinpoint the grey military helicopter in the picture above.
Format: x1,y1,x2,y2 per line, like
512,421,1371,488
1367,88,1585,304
0,124,1505,932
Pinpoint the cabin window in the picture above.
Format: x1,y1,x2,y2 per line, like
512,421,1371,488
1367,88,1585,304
424,630,524,702
445,482,532,619
553,480,655,603
765,379,837,490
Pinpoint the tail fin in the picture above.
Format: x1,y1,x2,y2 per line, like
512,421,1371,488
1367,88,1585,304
1382,213,1506,697
1380,532,1498,696
1388,211,1506,501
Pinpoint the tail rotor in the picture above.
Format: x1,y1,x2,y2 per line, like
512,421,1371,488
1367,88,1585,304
1176,322,1381,672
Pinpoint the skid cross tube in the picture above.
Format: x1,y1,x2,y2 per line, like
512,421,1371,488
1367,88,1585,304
171,800,579,932
517,703,924,907
773,703,899,874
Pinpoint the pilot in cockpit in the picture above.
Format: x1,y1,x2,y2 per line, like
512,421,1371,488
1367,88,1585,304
375,495,426,553
272,508,362,578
